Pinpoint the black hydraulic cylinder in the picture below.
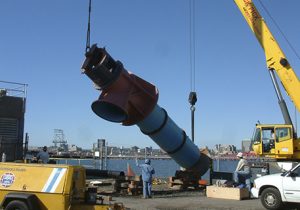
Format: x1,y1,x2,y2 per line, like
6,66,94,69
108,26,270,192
86,169,125,178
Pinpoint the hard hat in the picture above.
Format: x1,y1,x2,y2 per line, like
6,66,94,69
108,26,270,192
145,159,151,164
236,152,243,158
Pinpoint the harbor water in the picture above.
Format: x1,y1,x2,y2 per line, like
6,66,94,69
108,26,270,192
57,158,239,180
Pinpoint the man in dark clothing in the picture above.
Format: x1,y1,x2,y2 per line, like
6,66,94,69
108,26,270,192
37,146,49,164
136,158,155,198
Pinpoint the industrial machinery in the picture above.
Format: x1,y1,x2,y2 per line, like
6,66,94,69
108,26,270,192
234,0,300,160
0,163,123,210
81,45,210,178
0,81,27,161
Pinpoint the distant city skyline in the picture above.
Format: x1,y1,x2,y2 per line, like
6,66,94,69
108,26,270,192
30,139,242,154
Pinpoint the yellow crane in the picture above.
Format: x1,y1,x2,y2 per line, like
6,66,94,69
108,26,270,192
234,0,300,160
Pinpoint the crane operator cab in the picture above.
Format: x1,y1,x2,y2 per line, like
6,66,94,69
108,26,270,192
252,124,295,159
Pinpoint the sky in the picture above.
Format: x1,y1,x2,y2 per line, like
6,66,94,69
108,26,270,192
1,0,300,150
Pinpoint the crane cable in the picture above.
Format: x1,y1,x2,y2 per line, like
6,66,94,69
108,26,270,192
258,0,300,61
258,0,299,134
189,0,196,92
85,0,92,53
188,0,197,143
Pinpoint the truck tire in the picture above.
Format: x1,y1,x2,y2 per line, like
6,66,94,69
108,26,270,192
5,200,29,210
260,187,283,210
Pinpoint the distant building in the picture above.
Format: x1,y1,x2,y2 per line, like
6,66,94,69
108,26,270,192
97,139,106,148
68,144,81,152
107,146,120,156
131,146,139,154
242,139,252,152
213,144,237,155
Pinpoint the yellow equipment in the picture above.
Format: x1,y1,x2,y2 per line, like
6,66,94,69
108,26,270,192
0,163,123,210
234,0,300,160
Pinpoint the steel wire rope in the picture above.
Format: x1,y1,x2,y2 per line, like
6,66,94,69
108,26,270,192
85,0,92,53
258,0,300,61
258,0,300,134
189,0,196,92
188,0,197,143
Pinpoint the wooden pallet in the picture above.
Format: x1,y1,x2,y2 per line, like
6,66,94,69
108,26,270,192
87,175,143,196
168,176,202,190
206,186,249,200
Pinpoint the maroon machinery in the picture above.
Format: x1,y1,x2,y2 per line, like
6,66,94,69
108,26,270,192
82,44,210,177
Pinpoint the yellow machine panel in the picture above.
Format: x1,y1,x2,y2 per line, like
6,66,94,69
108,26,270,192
0,163,118,210
0,163,67,193
0,163,74,210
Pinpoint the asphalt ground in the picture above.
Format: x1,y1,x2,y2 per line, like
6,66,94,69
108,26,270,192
112,191,265,210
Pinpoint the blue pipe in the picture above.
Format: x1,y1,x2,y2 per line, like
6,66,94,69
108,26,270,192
138,104,210,176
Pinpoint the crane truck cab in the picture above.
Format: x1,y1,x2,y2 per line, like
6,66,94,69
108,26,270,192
251,162,300,210
0,162,123,210
252,124,300,160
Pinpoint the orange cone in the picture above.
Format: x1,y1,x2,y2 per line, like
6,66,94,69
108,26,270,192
198,179,208,186
127,163,135,177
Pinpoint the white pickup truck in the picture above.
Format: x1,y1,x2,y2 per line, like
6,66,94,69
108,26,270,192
251,163,300,210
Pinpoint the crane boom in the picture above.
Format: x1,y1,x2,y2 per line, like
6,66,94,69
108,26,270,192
234,0,300,160
234,0,300,113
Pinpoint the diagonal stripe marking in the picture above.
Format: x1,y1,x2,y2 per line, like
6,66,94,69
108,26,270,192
50,168,66,193
42,168,58,192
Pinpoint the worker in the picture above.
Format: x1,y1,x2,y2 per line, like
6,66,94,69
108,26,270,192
37,146,49,164
233,152,251,191
136,158,155,199
1,153,6,162
270,130,275,140
263,129,275,152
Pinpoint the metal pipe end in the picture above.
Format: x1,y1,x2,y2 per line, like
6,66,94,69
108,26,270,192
92,100,127,123
189,153,211,176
